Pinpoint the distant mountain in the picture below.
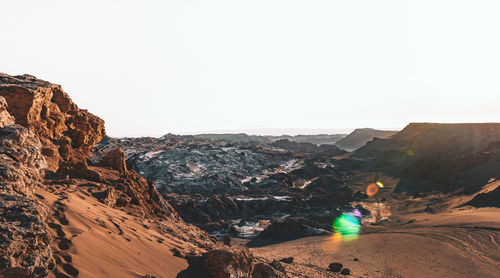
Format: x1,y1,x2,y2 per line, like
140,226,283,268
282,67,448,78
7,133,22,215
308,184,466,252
350,123,500,194
194,133,346,145
194,133,273,143
334,128,398,151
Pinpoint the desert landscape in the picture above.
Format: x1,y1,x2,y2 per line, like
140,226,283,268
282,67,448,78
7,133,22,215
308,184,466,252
3,1,500,277
0,74,498,278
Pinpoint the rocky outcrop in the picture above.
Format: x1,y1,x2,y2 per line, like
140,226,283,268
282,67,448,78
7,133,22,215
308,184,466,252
100,148,127,173
203,247,254,278
0,73,178,219
0,104,54,277
0,193,54,277
0,97,15,128
0,74,105,172
252,262,287,278
91,135,294,195
0,125,46,196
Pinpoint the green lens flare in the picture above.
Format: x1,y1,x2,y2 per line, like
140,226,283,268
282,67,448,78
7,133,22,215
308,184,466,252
333,214,361,237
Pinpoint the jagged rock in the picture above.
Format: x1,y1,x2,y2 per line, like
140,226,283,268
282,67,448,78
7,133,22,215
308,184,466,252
252,263,286,278
100,148,127,173
0,73,179,219
0,125,46,196
270,260,285,272
0,73,105,171
92,188,118,207
0,193,54,277
0,96,15,128
0,120,53,277
203,247,254,278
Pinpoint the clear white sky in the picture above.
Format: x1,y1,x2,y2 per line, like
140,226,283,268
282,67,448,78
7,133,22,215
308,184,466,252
2,1,499,136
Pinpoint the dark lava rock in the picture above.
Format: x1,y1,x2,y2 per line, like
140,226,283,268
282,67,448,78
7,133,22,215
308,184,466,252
341,268,351,275
223,235,231,246
280,257,294,264
329,262,343,272
249,218,327,246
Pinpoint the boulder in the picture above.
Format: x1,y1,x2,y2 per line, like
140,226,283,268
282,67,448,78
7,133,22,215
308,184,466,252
203,247,254,278
270,260,285,272
252,262,287,278
341,268,351,275
100,148,127,173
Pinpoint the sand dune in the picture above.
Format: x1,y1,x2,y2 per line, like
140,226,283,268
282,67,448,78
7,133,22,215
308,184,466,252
37,183,199,278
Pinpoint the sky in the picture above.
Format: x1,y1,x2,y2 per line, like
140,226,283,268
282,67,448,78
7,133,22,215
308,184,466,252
1,1,500,137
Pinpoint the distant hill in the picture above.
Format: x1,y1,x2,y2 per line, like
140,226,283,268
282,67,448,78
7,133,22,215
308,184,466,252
351,123,500,194
334,128,398,151
194,133,346,145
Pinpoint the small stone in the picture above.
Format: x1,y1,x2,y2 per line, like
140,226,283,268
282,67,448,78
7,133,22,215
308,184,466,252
329,262,343,272
341,268,351,275
223,235,231,246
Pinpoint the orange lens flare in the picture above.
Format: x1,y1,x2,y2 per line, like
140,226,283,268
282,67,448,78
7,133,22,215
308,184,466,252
366,183,379,197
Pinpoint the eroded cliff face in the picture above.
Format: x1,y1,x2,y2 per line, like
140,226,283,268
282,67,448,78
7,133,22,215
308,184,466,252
0,74,105,172
0,98,54,277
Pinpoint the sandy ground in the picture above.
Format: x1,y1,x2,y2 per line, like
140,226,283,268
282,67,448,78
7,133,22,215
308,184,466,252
36,183,195,278
251,208,500,277
33,173,500,278
250,195,500,278
249,180,500,277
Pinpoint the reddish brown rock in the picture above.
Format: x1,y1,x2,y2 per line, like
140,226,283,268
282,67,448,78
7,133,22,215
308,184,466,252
0,73,105,172
0,192,54,278
252,262,287,278
203,247,254,278
0,125,46,196
100,148,127,173
0,122,54,277
0,96,15,128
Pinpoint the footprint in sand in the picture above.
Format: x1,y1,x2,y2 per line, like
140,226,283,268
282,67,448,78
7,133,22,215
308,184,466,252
48,196,81,277
63,264,79,276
